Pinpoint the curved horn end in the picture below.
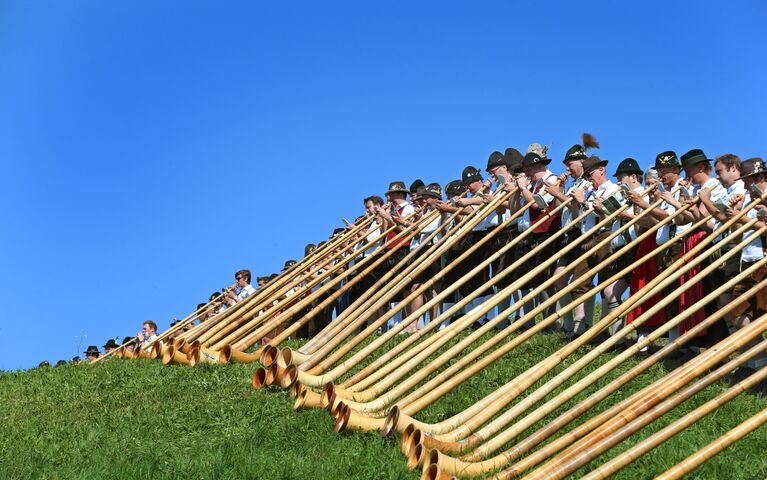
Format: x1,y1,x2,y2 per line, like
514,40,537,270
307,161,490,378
252,368,267,389
382,405,401,437
280,365,298,389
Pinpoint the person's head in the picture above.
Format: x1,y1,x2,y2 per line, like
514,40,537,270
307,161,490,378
102,338,119,354
740,158,767,192
143,321,157,336
364,195,384,216
613,158,644,189
235,269,251,288
445,180,465,200
582,156,609,187
122,337,135,353
461,166,484,194
714,154,741,188
385,182,409,205
644,168,660,188
409,179,424,199
654,151,682,188
486,151,510,182
421,183,443,207
503,148,525,176
681,149,713,186
522,152,551,179
562,144,589,179
84,346,100,361
257,276,268,287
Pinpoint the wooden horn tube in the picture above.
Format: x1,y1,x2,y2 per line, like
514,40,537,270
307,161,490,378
251,368,267,389
334,404,387,432
277,347,311,368
162,345,192,366
259,345,279,367
579,340,767,480
293,387,324,411
501,311,767,480
655,405,767,480
220,345,261,364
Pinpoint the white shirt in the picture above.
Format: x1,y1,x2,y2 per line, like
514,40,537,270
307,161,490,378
524,170,559,230
581,179,620,234
656,178,683,245
562,176,593,227
410,208,442,250
712,179,747,243
356,219,384,258
236,284,256,301
473,187,507,231
741,193,766,263
610,186,644,250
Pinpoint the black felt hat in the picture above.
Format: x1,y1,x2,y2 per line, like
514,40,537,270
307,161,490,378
422,183,443,199
122,336,134,345
445,180,466,197
84,345,100,355
282,259,297,270
582,155,609,176
680,149,711,169
38,360,50,368
740,158,767,179
71,356,81,363
56,360,67,367
386,181,409,195
461,166,483,185
103,339,119,350
563,144,588,164
654,151,681,170
485,151,505,172
409,179,425,194
503,148,524,173
613,158,644,177
522,152,552,168
304,243,316,256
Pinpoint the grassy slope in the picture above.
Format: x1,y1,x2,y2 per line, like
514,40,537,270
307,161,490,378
2,333,767,479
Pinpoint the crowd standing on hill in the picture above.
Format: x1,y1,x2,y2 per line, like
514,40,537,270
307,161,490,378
38,139,767,387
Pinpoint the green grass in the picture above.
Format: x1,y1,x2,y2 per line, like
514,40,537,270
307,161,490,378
2,333,767,479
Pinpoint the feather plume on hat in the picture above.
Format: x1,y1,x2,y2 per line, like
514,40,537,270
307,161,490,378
582,133,600,150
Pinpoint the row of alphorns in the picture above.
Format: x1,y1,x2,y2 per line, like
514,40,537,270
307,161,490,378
107,142,767,479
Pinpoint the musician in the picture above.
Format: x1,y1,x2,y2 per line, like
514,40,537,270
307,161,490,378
376,181,416,330
699,154,747,327
516,149,563,330
257,276,269,288
566,155,621,338
225,269,256,305
136,320,158,351
347,195,386,313
102,338,119,354
404,183,444,332
486,149,522,328
122,336,136,354
435,179,468,327
84,345,100,362
546,144,595,335
728,158,767,374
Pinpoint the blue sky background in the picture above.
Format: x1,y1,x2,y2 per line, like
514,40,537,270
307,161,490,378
1,1,765,370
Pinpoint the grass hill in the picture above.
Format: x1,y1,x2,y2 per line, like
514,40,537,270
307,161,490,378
3,333,767,479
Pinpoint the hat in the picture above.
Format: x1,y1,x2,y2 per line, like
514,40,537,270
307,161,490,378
485,151,505,172
563,144,588,164
84,345,100,355
103,339,119,350
269,273,279,280
413,185,427,199
527,143,547,157
422,183,443,199
461,166,483,185
522,152,552,168
740,158,767,179
38,361,50,368
56,360,67,367
680,149,711,169
331,228,344,237
304,243,316,256
582,155,609,176
502,148,523,172
122,336,134,345
386,181,409,195
71,356,81,364
409,179,425,194
282,259,297,270
613,158,644,177
445,180,466,197
654,151,681,169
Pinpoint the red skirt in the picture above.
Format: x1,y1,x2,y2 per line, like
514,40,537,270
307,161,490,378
678,230,708,336
627,236,667,327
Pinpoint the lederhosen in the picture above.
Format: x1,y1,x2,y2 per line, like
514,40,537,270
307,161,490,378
456,205,493,298
569,187,615,299
491,221,520,290
605,216,637,283
520,176,562,290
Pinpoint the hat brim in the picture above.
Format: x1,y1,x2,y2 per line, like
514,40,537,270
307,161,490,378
584,160,609,175
386,189,409,195
563,156,587,165
613,168,643,177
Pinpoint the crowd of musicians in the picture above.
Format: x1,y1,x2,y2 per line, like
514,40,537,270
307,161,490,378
43,140,767,384
276,140,766,380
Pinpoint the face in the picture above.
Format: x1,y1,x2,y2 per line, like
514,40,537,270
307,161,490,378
657,167,680,187
586,166,606,185
644,175,658,188
488,165,509,182
565,160,584,178
683,162,708,184
467,180,483,194
364,200,377,215
423,195,438,207
86,353,98,362
236,274,248,288
714,161,739,187
143,323,156,336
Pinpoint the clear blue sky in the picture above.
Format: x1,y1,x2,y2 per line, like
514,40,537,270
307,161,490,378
1,1,765,370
